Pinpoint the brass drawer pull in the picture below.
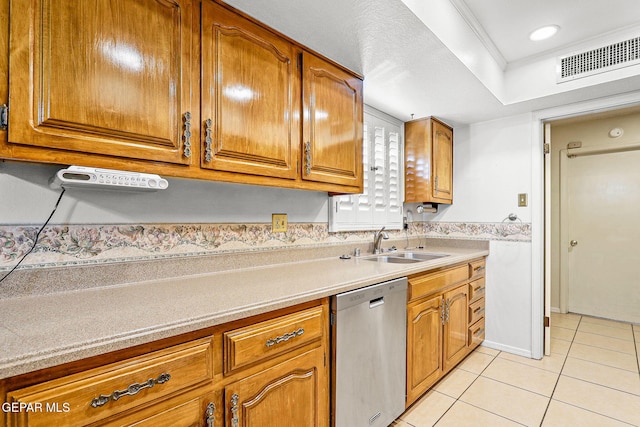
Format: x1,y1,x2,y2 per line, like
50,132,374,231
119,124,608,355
265,327,304,347
474,286,485,294
0,104,7,130
474,328,485,337
230,393,239,427
473,307,485,316
206,402,216,427
90,373,171,408
204,118,213,163
473,266,485,272
183,112,192,158
304,141,312,175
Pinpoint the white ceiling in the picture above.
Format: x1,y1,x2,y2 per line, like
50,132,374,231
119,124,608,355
462,0,640,63
223,0,640,125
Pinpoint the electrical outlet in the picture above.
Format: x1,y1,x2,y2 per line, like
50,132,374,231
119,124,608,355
518,193,528,207
272,213,288,232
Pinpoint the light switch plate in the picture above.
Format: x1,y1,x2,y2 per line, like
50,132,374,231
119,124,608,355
272,213,288,232
518,193,528,207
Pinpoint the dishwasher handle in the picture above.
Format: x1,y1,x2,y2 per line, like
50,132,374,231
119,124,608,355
369,297,385,309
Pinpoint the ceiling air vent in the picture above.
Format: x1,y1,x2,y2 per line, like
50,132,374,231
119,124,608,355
557,36,640,82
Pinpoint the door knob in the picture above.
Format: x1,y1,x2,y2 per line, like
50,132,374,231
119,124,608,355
570,240,578,247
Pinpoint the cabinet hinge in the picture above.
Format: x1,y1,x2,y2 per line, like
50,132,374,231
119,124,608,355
543,143,550,154
0,104,8,130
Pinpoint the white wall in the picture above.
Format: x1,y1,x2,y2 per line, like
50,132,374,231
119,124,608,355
0,162,329,225
417,114,533,223
418,113,536,357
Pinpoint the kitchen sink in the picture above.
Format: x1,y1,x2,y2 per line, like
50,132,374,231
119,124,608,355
391,252,449,261
362,256,423,264
361,252,450,264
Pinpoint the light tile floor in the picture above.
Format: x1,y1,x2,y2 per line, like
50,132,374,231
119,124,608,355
393,313,640,426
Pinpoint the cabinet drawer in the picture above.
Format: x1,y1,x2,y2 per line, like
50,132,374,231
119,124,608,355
6,338,214,427
468,297,485,325
468,277,486,303
104,396,203,427
408,265,468,302
469,259,486,280
223,306,324,374
468,318,485,347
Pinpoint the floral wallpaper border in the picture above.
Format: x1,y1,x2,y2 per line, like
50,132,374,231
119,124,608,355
0,221,531,271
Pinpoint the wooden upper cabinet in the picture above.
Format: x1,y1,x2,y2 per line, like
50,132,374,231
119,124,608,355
1,0,364,192
201,2,300,179
6,0,194,164
404,117,453,204
301,52,363,190
432,120,453,201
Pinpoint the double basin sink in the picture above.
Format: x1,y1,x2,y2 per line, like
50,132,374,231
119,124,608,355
362,252,449,264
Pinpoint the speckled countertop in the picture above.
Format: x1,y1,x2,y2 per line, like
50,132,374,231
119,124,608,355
0,243,488,379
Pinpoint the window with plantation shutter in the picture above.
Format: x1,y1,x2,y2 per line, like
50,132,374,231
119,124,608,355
329,105,403,231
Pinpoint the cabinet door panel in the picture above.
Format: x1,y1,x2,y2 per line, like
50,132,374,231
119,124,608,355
8,0,193,164
201,2,299,179
443,285,469,372
432,121,453,202
302,52,362,188
406,295,442,406
404,118,431,203
224,348,327,427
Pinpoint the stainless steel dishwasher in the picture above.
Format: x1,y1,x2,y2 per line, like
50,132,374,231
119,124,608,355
332,277,407,427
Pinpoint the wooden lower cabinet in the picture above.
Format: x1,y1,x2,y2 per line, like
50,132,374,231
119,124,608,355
1,299,329,427
442,284,469,372
222,348,327,427
406,295,443,404
406,258,486,408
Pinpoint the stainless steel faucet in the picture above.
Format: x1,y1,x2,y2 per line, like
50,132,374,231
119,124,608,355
373,227,389,254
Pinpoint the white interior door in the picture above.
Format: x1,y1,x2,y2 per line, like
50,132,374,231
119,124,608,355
561,148,640,323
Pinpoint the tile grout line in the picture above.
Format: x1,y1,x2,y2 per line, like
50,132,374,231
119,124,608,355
565,352,640,374
432,350,502,426
633,326,640,378
575,328,636,342
547,399,638,427
492,352,564,375
436,350,549,426
570,335,637,355
549,316,640,426
539,315,582,426
566,322,639,373
559,371,640,398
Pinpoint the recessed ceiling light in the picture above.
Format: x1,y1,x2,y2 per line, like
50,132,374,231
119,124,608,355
529,25,560,41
